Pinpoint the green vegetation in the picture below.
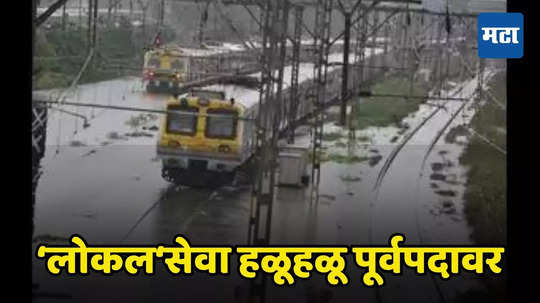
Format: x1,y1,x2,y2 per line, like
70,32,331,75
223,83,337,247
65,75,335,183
334,141,347,148
322,132,344,141
308,150,371,164
339,175,362,182
458,71,506,302
356,135,371,142
326,154,370,164
353,74,430,130
460,71,506,245
34,26,175,90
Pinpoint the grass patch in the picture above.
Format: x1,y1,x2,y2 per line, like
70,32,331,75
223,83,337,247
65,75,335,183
308,151,370,164
334,141,347,148
445,124,469,144
460,71,506,245
353,75,430,130
356,135,371,142
322,132,343,141
340,175,362,182
327,154,370,164
459,70,506,302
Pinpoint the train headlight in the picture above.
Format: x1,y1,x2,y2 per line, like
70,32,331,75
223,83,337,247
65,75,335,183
218,145,231,153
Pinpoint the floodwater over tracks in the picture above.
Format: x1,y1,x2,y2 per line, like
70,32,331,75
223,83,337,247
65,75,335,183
32,70,496,302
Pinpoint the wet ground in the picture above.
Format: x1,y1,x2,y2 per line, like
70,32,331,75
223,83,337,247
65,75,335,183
32,64,498,302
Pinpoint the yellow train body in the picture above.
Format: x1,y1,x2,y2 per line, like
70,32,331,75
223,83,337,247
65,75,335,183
143,47,188,91
156,90,254,186
158,98,243,155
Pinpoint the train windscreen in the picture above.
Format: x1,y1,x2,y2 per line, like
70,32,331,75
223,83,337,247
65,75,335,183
205,109,238,139
166,106,198,136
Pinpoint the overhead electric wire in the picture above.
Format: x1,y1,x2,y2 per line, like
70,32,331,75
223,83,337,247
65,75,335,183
33,99,258,122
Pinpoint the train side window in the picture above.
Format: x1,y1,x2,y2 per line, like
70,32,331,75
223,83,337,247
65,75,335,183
166,106,199,136
205,109,238,139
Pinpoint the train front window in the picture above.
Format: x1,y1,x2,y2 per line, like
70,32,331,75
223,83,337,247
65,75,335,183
166,106,198,136
205,109,238,139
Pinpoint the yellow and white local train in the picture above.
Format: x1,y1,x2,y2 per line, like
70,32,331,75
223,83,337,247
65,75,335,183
143,44,258,94
155,48,385,187
156,89,256,187
143,46,189,93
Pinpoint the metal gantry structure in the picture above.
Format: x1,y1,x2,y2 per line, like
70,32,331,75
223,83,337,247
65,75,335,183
32,1,485,301
309,0,334,206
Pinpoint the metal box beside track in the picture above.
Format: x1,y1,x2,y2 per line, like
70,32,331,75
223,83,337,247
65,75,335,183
278,146,309,187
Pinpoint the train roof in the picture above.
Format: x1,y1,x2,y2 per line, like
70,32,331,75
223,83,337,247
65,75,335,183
200,85,259,109
161,46,385,113
166,87,257,110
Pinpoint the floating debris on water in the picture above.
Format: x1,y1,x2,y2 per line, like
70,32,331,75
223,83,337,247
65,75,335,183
430,173,446,181
319,194,336,201
442,200,454,208
431,162,444,171
125,131,154,138
75,210,98,219
340,175,362,182
435,190,457,197
442,205,457,214
368,155,383,167
69,140,87,147
443,174,460,185
82,149,97,157
107,131,127,140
